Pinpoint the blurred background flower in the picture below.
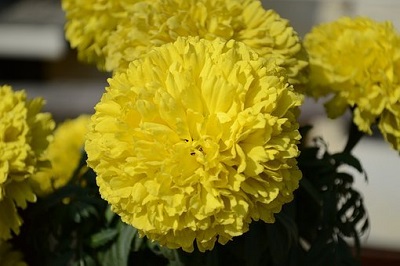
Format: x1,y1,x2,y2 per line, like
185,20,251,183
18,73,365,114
31,114,91,196
62,0,144,71
62,0,308,87
304,17,400,150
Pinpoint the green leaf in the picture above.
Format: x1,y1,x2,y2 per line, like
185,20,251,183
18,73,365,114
105,206,116,226
72,254,98,266
331,153,364,174
147,242,184,266
98,221,137,266
132,234,145,252
90,228,118,248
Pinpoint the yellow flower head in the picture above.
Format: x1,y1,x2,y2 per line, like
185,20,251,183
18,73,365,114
61,0,144,70
104,0,308,85
32,115,91,196
62,0,308,85
0,241,27,266
304,17,400,149
0,85,55,240
86,37,303,252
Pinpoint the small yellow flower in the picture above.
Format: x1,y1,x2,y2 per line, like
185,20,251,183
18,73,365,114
0,85,54,240
304,17,400,150
86,37,303,252
0,241,27,266
31,115,91,196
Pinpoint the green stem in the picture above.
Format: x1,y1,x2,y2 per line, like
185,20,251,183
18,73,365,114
343,121,364,153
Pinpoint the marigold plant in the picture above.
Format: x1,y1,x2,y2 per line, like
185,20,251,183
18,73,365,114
85,37,303,252
0,85,54,241
304,17,400,150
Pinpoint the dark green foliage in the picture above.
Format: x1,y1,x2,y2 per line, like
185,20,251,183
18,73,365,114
297,136,368,266
12,152,168,266
13,153,105,266
10,125,369,266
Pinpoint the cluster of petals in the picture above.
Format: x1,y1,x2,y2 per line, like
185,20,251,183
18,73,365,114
32,115,90,196
304,17,400,150
61,0,144,70
0,240,26,266
62,0,308,86
0,85,54,240
86,37,303,252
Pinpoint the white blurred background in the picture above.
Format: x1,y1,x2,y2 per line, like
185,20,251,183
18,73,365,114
0,0,399,256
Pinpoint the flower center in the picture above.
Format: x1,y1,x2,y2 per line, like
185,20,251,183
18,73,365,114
183,136,219,170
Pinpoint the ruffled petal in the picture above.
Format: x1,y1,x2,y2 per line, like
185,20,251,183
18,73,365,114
86,37,302,252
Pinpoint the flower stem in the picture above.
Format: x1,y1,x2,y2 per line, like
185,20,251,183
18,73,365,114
344,121,364,153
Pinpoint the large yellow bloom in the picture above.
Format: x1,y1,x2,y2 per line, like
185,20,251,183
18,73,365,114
86,37,303,252
32,115,91,196
0,85,54,241
304,17,400,149
0,241,27,266
61,0,144,70
105,0,308,85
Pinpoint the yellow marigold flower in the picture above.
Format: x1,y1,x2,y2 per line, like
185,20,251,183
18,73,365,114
86,37,303,252
304,17,400,149
61,0,144,70
31,115,91,196
0,85,54,241
0,241,27,266
104,0,308,85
